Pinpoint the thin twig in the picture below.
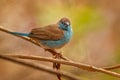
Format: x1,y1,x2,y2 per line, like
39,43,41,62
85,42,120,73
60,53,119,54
103,64,120,70
0,26,69,60
0,54,80,80
5,54,120,78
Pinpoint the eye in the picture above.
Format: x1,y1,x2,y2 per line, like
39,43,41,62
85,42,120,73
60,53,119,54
61,22,68,27
61,22,65,25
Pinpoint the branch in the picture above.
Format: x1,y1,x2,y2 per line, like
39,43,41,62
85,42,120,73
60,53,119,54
0,26,69,60
103,64,120,70
0,54,80,80
4,54,120,78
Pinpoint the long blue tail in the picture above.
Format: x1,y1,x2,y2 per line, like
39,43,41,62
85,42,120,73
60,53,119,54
11,32,30,36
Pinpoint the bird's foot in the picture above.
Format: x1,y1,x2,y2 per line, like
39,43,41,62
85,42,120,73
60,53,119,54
53,53,62,80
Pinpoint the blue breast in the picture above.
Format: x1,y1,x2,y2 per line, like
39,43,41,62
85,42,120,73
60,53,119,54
40,27,72,49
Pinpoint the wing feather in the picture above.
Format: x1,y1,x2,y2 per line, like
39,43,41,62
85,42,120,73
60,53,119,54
29,24,64,40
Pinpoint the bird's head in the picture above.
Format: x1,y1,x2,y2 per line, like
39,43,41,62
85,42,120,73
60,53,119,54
58,17,71,31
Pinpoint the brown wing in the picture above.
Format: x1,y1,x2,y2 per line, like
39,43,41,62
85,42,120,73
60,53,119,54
29,24,64,40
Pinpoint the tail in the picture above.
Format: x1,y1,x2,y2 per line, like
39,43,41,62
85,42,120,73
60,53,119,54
10,32,30,36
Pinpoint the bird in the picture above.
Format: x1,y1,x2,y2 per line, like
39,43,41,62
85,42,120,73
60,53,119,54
11,17,72,80
11,17,73,49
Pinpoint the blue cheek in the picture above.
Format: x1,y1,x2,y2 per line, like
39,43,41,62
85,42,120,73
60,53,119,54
59,24,69,31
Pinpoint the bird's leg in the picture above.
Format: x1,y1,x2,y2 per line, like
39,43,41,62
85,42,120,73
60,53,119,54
52,52,62,80
45,49,62,80
52,51,61,69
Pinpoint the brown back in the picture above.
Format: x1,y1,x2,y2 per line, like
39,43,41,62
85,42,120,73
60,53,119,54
29,24,64,40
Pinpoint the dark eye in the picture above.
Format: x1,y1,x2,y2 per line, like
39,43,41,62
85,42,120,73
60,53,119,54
61,21,69,28
61,22,65,25
61,22,67,26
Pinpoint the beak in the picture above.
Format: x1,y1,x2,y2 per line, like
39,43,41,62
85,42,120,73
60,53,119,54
66,22,70,26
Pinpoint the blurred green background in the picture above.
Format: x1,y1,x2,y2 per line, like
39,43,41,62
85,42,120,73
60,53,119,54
0,0,120,80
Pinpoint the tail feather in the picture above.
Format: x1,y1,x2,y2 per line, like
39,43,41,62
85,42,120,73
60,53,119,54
11,32,30,36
